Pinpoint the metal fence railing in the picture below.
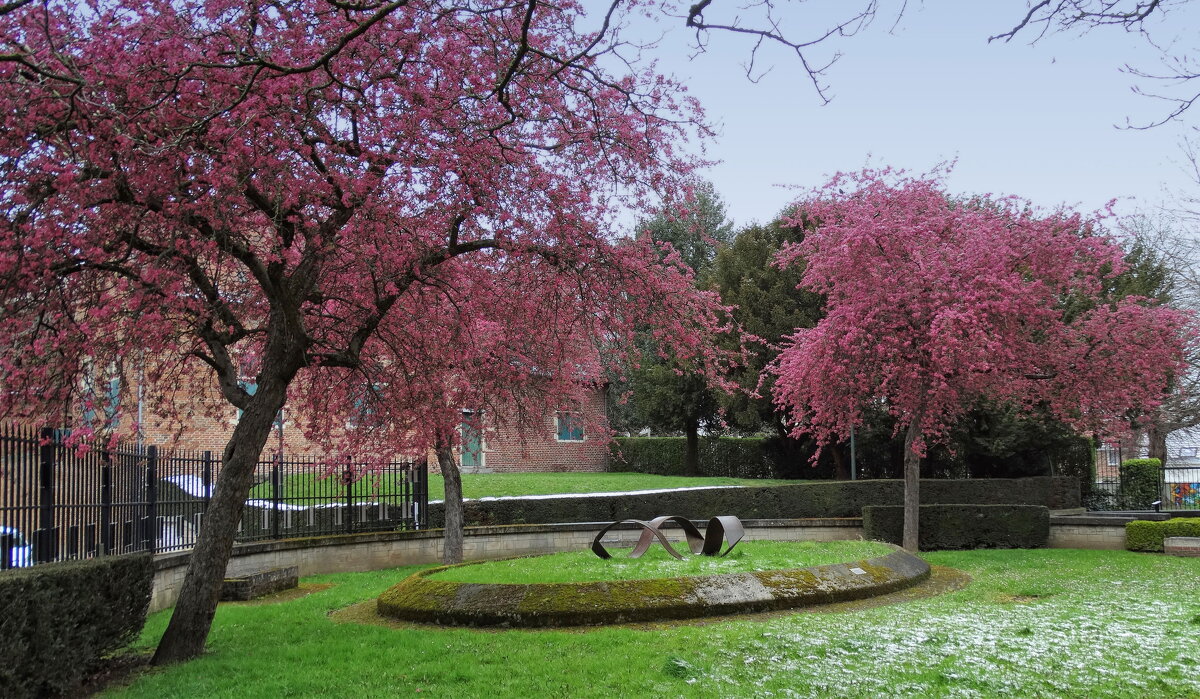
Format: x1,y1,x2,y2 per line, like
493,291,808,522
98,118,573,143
1163,464,1200,510
0,424,428,569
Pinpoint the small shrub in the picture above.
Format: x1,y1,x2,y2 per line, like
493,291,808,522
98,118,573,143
1124,518,1200,552
861,504,1051,550
0,554,152,698
1124,520,1162,552
1119,458,1161,508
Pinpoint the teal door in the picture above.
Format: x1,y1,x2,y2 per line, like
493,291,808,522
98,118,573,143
460,413,483,472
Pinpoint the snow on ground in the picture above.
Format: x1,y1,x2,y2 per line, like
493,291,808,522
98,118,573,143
428,485,742,505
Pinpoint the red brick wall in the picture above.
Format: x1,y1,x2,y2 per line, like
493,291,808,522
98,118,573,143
469,389,609,473
127,378,609,474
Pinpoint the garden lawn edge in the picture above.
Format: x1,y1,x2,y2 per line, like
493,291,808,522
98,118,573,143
375,545,930,627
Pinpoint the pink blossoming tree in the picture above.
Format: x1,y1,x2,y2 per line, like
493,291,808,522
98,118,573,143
0,0,739,663
772,170,1193,551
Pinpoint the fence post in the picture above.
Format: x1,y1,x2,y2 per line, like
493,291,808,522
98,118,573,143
34,427,57,564
100,451,113,555
143,445,158,555
416,461,428,529
201,451,212,512
271,454,282,540
345,457,354,534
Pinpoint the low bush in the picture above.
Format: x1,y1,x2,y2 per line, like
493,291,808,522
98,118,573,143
1119,458,1161,508
0,554,152,698
861,505,1050,550
1125,517,1200,552
427,477,1080,527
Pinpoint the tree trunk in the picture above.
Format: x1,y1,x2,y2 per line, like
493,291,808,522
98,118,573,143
1148,423,1168,466
684,418,700,477
832,444,850,481
152,381,288,665
902,419,922,552
436,442,464,564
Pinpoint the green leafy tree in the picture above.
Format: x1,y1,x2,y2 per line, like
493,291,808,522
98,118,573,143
712,213,824,436
612,183,734,475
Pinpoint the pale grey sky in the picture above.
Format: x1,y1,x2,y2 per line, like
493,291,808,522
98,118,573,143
646,1,1199,229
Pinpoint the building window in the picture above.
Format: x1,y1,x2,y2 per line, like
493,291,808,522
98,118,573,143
556,412,584,442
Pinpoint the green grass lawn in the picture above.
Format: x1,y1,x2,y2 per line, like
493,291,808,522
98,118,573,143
108,548,1200,698
429,540,896,584
251,471,798,504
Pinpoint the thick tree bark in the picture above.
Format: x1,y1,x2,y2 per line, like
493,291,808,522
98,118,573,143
436,442,464,564
832,445,850,481
902,419,922,552
151,379,289,665
1148,424,1168,466
684,417,700,477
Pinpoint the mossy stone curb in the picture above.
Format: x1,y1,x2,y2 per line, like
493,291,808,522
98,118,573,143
376,545,929,628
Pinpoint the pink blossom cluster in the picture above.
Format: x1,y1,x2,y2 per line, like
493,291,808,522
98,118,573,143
772,169,1194,457
0,0,734,464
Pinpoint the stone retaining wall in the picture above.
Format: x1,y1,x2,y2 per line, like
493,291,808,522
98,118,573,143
150,515,1133,612
1047,515,1131,550
150,518,862,612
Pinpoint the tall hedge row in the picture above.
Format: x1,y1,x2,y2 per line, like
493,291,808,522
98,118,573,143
1119,458,1162,508
0,554,153,698
427,476,1079,527
862,505,1050,550
608,437,776,478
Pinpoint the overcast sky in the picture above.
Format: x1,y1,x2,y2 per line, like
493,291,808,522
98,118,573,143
643,0,1199,230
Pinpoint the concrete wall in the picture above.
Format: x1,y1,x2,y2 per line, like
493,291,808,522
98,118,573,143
150,516,1132,613
1047,515,1128,550
149,518,862,612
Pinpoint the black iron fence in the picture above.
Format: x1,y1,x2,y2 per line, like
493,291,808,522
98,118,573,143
0,425,428,569
1163,463,1200,510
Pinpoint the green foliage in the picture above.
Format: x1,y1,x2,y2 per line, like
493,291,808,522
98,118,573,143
848,402,1096,481
638,181,735,275
712,216,823,434
1125,520,1163,551
425,476,1080,527
861,505,1050,550
1124,517,1200,552
610,435,842,480
610,436,779,478
0,554,152,698
1108,238,1174,305
622,368,720,438
610,182,733,470
1119,458,1162,507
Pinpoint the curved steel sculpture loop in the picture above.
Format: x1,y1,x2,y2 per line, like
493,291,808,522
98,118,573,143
590,515,744,560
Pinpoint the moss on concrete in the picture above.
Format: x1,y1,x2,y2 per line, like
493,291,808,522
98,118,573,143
377,546,931,628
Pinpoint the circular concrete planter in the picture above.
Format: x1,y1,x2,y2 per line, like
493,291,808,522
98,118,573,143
376,545,929,628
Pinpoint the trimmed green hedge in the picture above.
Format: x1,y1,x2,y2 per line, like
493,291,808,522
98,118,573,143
428,476,1080,527
861,505,1050,550
608,437,776,479
1125,518,1200,552
0,554,152,698
1119,458,1161,508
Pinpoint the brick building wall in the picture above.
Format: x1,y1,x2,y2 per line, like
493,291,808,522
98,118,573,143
456,388,610,474
129,378,610,474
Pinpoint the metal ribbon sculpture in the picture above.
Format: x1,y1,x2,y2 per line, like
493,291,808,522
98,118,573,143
590,515,744,560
